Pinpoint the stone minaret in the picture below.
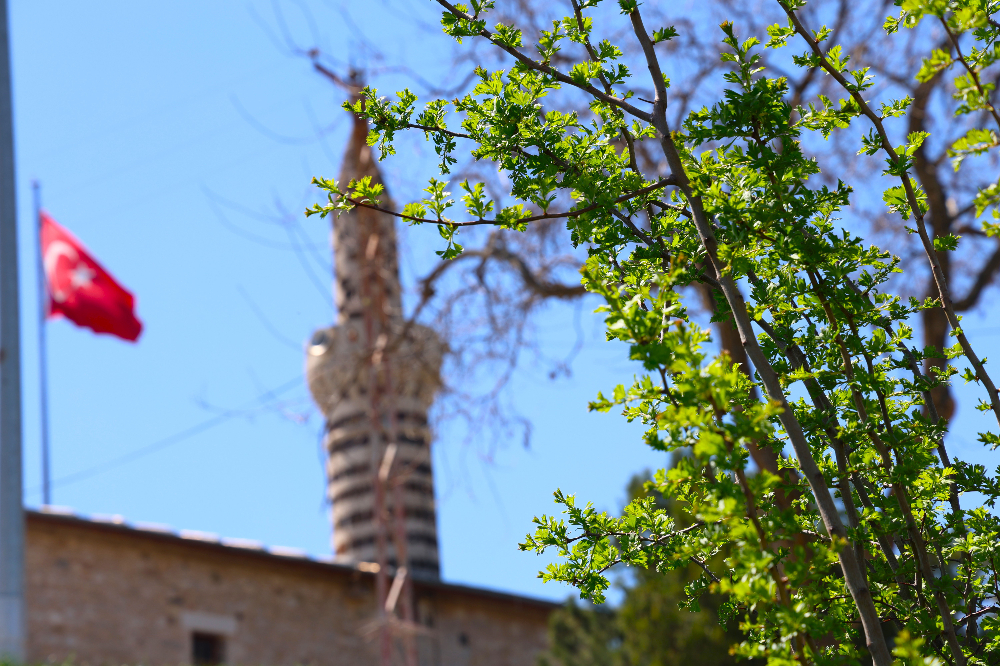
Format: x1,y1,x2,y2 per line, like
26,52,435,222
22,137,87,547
306,110,444,580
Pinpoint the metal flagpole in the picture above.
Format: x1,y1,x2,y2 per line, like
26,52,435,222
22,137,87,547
33,182,49,507
0,0,24,659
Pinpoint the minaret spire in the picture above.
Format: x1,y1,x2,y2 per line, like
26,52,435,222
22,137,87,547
331,105,403,325
306,107,443,581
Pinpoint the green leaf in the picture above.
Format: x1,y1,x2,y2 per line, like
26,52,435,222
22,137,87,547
652,26,678,44
933,233,960,252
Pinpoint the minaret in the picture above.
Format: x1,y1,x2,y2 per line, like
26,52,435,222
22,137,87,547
306,109,444,580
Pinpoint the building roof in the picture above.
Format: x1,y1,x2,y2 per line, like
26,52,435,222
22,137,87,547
26,506,560,611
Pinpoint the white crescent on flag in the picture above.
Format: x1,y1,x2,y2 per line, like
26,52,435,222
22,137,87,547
43,239,79,303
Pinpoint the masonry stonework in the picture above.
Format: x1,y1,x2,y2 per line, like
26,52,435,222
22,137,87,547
24,511,553,666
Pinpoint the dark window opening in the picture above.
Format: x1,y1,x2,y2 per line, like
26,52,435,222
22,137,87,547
192,632,225,665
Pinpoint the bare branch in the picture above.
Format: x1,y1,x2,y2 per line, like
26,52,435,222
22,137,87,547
955,241,1000,311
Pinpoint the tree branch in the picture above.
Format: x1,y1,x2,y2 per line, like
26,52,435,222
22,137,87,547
781,0,1000,440
329,178,676,228
940,16,1000,132
478,237,586,299
629,6,895,662
955,241,1000,311
431,0,653,122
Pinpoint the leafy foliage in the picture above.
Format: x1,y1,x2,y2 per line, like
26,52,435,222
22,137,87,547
309,1,1000,664
537,469,748,666
891,0,1000,216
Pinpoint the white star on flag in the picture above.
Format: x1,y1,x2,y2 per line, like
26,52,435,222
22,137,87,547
70,263,95,290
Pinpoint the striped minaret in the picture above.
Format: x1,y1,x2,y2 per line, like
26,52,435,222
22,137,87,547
305,109,443,579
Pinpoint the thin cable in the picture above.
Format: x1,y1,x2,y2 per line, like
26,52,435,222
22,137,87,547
236,285,303,351
27,375,303,495
283,214,334,306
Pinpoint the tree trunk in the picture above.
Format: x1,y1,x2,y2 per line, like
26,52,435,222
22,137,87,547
909,76,956,421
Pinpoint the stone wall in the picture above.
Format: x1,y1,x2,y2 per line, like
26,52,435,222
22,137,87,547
24,511,554,666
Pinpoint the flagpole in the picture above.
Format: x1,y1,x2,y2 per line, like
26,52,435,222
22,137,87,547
33,182,49,507
0,0,24,658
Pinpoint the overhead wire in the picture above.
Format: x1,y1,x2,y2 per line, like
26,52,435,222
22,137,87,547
203,185,322,252
32,59,293,164
237,285,305,351
25,375,303,497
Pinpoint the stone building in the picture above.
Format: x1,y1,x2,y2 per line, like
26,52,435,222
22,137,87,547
24,508,554,665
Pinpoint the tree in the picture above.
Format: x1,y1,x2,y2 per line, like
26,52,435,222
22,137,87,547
308,1,1000,664
295,0,1000,456
539,467,744,666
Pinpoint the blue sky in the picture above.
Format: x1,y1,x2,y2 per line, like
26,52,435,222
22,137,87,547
9,0,671,602
10,0,1000,605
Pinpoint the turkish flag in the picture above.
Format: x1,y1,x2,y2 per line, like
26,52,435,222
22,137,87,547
41,212,143,342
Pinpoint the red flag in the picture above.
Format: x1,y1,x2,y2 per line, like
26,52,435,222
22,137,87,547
40,212,143,342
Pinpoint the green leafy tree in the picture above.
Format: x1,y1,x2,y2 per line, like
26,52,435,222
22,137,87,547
539,468,744,666
308,1,1000,664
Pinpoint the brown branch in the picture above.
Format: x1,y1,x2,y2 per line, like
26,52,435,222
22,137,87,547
939,17,1000,132
402,122,472,140
690,556,721,584
482,240,586,299
569,0,643,175
312,59,363,95
332,177,676,228
906,67,958,421
954,241,1000,311
957,606,1000,626
609,207,656,247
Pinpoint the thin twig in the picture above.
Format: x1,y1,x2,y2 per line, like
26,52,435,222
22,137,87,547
328,178,676,228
